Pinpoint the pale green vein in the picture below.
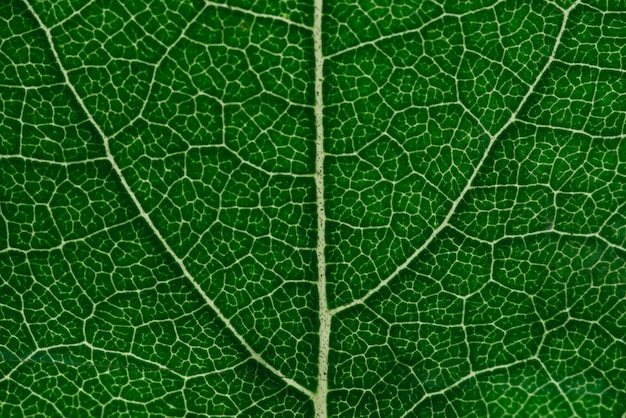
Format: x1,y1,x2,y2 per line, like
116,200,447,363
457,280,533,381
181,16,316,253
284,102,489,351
537,357,580,417
399,357,531,418
204,0,312,31
325,0,507,60
313,0,330,415
0,154,109,166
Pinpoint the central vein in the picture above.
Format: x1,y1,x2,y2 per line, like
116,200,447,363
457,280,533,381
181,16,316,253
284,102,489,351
312,0,329,415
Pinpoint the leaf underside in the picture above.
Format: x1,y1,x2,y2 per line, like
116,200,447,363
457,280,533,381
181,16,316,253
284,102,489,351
1,0,625,416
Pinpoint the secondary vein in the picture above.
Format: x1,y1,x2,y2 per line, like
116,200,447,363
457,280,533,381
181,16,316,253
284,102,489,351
21,0,314,400
330,0,582,316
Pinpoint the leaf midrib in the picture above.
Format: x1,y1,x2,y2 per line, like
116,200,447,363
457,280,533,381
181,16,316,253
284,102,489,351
313,0,329,414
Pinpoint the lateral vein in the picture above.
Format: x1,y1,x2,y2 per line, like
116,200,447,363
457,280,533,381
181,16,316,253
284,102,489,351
331,0,581,316
22,0,314,400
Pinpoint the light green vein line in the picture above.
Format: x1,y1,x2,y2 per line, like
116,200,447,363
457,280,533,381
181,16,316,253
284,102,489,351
313,0,330,415
204,0,312,31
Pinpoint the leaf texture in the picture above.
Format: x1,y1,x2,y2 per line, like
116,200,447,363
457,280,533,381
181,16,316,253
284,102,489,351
1,0,625,416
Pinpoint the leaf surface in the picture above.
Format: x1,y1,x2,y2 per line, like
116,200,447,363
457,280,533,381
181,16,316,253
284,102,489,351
1,0,625,416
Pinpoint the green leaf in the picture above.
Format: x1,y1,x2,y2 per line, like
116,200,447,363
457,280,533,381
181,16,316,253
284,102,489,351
1,0,625,416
